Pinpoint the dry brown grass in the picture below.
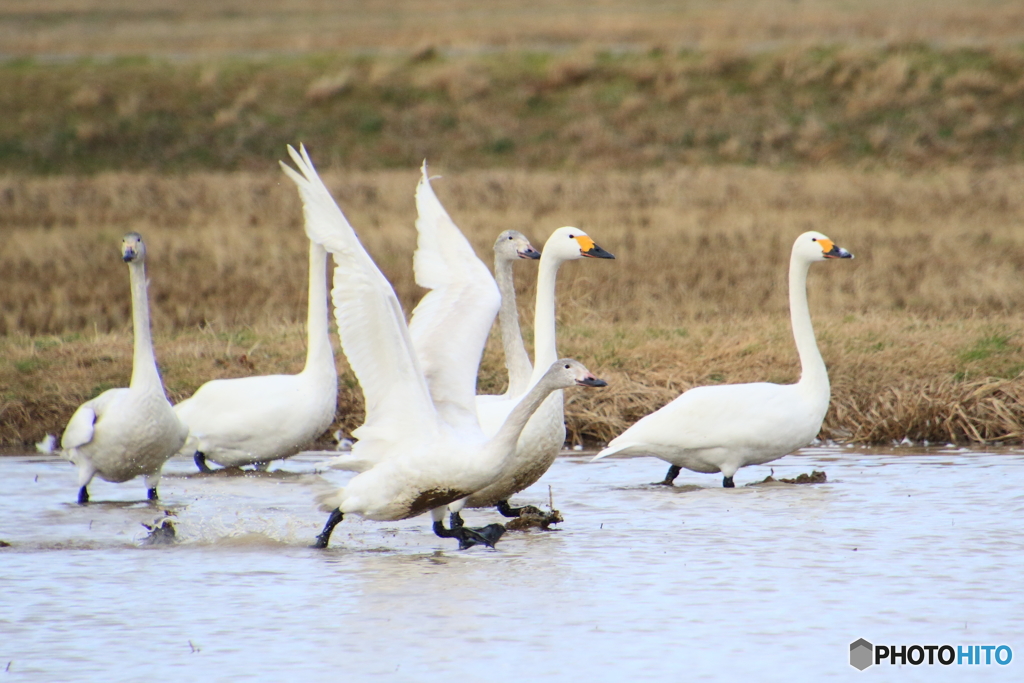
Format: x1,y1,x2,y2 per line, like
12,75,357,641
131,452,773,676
3,1,1023,57
3,165,1024,447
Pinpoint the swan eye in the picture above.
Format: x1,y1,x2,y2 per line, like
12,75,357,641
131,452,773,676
811,237,817,241
564,364,570,369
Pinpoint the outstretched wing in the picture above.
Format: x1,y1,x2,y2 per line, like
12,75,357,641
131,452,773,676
408,163,500,429
280,145,438,454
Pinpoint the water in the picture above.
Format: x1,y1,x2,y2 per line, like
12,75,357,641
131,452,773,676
1,447,1022,681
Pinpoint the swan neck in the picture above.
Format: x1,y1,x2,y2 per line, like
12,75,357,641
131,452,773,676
789,253,827,390
494,257,532,396
530,255,561,383
302,241,334,376
127,261,161,391
490,374,559,461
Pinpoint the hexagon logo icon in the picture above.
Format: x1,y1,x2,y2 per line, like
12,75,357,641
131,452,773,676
850,638,874,670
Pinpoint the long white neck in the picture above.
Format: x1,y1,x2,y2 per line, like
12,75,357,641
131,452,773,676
529,254,562,385
127,260,162,392
789,253,828,393
494,256,533,396
488,370,563,467
301,241,334,376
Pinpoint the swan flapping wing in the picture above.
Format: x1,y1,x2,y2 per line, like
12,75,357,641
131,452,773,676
280,145,439,447
408,163,501,428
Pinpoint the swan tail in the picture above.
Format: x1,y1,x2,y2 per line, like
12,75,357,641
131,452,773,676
590,443,635,462
35,433,57,454
315,488,347,513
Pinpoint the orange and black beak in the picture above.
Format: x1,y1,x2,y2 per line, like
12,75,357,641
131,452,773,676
574,235,615,259
820,239,853,259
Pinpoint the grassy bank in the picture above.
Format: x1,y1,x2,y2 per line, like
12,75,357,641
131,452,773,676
2,42,1024,174
2,166,1024,447
3,314,1024,450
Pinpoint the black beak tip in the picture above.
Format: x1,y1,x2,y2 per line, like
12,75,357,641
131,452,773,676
585,246,616,260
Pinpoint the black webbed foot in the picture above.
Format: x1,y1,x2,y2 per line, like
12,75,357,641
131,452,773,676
147,487,159,501
77,486,89,505
433,520,505,550
495,499,543,518
449,510,464,528
312,508,344,549
194,453,213,473
723,475,735,488
653,465,681,486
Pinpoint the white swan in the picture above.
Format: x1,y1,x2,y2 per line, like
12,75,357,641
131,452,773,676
173,239,337,471
592,231,852,487
279,145,607,550
464,225,614,518
60,233,188,503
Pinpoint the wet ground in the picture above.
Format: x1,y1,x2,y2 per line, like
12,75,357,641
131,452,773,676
1,446,1022,681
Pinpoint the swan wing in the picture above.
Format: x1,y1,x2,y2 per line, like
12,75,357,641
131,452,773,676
408,163,501,427
61,404,97,450
60,388,126,450
280,145,439,454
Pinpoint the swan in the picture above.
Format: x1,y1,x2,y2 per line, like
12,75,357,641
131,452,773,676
279,145,607,550
592,231,852,487
173,239,337,471
461,225,614,520
60,233,188,503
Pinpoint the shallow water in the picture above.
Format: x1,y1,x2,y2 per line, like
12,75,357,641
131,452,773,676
2,447,1022,681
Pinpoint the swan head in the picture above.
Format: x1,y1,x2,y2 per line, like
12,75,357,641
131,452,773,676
121,232,147,263
494,230,541,262
543,227,615,262
794,231,852,262
544,358,609,389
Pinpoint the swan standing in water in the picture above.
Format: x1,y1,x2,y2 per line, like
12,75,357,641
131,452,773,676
461,225,613,522
279,145,607,550
60,233,188,503
593,231,852,487
173,239,337,471
410,172,614,522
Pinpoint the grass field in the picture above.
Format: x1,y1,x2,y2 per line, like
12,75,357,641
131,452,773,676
2,1,1023,449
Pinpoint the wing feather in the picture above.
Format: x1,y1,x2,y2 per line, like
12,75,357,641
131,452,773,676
408,163,500,427
280,145,438,450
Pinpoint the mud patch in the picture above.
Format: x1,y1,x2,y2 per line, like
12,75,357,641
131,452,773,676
505,508,563,532
749,470,827,486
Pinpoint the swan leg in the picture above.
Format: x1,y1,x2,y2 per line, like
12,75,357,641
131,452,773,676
252,461,270,472
723,475,735,488
76,461,96,505
312,508,344,549
653,465,681,486
495,499,543,518
144,471,161,501
194,452,213,473
449,510,464,528
432,519,505,550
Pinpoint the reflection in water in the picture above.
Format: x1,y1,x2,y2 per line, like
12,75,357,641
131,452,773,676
2,448,1023,680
